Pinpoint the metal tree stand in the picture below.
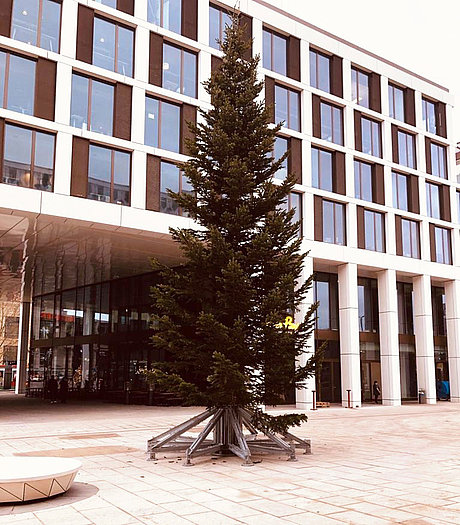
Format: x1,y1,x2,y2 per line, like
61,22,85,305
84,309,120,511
147,406,311,466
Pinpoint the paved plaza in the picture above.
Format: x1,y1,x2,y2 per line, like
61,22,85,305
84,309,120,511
0,393,460,524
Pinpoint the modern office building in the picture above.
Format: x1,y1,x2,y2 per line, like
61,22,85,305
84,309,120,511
0,0,458,407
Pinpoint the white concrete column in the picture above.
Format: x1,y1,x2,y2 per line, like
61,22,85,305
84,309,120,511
338,262,361,407
135,26,150,84
378,269,401,405
445,280,460,403
413,274,436,404
296,255,315,410
53,132,73,196
60,0,78,59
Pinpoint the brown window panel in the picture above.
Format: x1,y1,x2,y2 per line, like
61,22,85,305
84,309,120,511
395,215,403,256
436,101,447,138
117,0,134,16
146,155,161,211
288,137,302,184
180,103,197,155
425,136,432,174
369,72,381,113
440,184,451,222
330,55,343,98
239,13,253,60
408,175,419,214
0,0,12,37
71,137,89,198
404,88,416,126
391,124,399,164
287,36,300,82
357,206,365,249
182,0,198,40
34,58,56,121
354,110,362,151
333,151,346,195
211,55,223,73
372,163,385,205
76,5,94,64
113,83,132,141
149,32,163,87
311,94,321,138
314,195,323,241
265,76,275,123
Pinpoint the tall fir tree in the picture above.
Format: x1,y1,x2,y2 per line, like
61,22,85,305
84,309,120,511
145,14,320,460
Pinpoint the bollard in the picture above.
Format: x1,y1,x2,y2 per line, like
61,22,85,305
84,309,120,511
347,389,352,408
418,389,425,404
311,390,317,410
124,381,131,405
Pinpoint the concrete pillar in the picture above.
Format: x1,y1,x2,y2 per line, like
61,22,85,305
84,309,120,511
338,263,361,407
15,300,31,395
296,255,315,410
413,274,436,404
445,280,460,403
377,269,401,405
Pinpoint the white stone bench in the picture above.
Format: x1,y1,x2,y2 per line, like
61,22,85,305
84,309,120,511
0,457,81,503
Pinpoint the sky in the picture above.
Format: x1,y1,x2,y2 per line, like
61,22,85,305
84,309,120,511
266,0,460,143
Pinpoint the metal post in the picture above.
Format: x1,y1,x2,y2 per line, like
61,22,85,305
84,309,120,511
311,390,317,410
347,389,352,408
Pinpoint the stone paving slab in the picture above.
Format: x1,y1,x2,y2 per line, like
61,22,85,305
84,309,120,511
0,393,460,524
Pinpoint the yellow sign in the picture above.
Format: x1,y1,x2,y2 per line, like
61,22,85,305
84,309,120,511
275,316,299,330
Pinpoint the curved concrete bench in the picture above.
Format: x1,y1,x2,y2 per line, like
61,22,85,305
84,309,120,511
0,457,81,503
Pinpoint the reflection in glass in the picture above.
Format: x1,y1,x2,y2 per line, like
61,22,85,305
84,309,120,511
398,131,415,169
70,74,89,129
3,125,32,187
183,49,197,98
361,117,381,157
93,18,116,72
160,161,180,215
117,26,134,77
314,274,339,331
11,0,39,46
434,227,451,264
161,101,181,152
263,29,287,76
352,68,369,108
354,160,372,201
310,50,330,92
91,80,114,135
401,218,419,258
426,182,440,219
274,136,288,180
40,0,61,52
60,290,76,338
7,54,36,115
322,200,345,245
312,147,332,191
113,150,130,205
88,145,111,202
0,52,5,105
430,143,446,179
163,44,181,93
34,131,55,191
364,210,384,252
209,5,231,49
389,83,404,121
423,98,437,134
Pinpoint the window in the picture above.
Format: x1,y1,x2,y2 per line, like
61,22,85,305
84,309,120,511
320,102,343,145
314,273,339,331
263,28,287,76
281,192,302,237
351,68,369,108
275,85,300,131
4,317,19,338
422,97,437,134
361,117,381,157
11,0,61,52
163,43,197,98
401,218,420,258
354,160,372,202
430,143,447,179
310,49,330,92
2,124,54,191
145,97,181,152
93,17,134,77
96,0,117,7
457,192,460,222
397,282,414,335
209,4,232,50
88,144,130,205
160,161,193,216
432,287,447,336
358,278,378,333
148,0,182,33
273,136,288,180
70,74,114,135
0,51,36,116
364,210,385,252
312,147,332,191
322,200,345,245
426,182,440,219
397,131,415,169
388,83,404,121
433,226,451,264
392,172,408,211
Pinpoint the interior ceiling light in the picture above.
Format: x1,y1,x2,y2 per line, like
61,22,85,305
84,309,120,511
22,10,28,16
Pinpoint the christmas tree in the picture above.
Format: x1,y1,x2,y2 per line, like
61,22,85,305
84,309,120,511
145,14,319,465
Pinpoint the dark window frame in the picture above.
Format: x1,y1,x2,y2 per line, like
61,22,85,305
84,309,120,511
262,26,287,76
322,198,346,246
274,83,300,131
144,95,181,152
320,100,343,145
0,49,37,114
401,217,420,259
351,67,369,108
388,82,404,121
397,129,416,169
363,208,385,253
162,41,198,98
309,48,330,93
2,121,56,191
360,115,381,158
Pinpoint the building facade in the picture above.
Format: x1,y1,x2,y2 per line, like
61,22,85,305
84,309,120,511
0,0,458,407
